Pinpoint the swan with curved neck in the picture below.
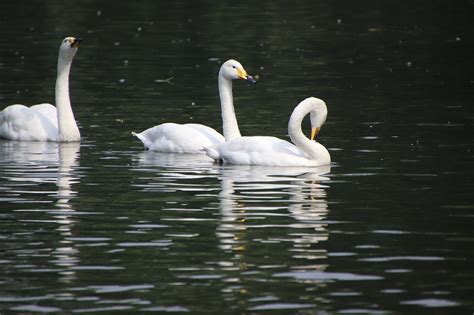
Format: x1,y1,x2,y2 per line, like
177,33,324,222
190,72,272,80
205,97,331,166
0,37,81,142
132,59,256,153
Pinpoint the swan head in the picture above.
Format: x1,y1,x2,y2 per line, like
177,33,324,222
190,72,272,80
59,37,81,60
219,59,256,83
307,98,328,140
307,98,331,163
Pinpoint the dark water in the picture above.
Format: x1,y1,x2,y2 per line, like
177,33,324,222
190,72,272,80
1,1,473,313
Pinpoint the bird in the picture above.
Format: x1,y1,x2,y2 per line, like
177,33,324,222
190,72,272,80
0,37,81,142
132,59,256,153
205,97,331,167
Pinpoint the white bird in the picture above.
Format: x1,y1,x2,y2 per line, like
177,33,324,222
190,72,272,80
0,37,81,142
205,97,331,167
132,59,256,153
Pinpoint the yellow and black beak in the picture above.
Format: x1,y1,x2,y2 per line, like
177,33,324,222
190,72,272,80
311,127,320,140
70,37,82,48
237,68,257,84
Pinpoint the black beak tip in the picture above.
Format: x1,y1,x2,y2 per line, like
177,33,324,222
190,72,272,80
246,75,257,84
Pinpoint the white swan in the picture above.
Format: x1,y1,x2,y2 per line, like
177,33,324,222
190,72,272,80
0,37,81,142
206,97,331,167
132,59,256,153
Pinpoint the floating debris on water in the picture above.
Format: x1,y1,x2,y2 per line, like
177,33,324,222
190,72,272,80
154,76,174,84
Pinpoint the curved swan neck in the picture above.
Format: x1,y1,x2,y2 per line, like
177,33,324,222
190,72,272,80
288,99,330,162
218,75,241,141
56,56,80,142
288,107,311,154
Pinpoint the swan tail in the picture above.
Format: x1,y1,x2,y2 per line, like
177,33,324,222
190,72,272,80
132,131,150,150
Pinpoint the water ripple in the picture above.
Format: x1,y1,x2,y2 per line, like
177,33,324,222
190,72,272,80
274,271,383,281
401,298,460,307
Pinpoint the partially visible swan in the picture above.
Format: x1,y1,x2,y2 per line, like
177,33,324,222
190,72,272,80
132,59,256,153
0,37,81,142
206,97,331,167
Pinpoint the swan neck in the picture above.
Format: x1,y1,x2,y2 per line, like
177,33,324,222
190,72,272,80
56,57,80,142
288,106,322,160
219,75,241,141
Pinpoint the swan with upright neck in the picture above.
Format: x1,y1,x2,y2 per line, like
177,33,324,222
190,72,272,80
205,97,331,166
132,59,256,153
0,37,81,142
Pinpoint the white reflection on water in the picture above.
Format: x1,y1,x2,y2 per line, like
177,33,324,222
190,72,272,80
132,151,331,266
0,141,81,283
216,165,331,262
52,143,81,282
132,151,220,192
133,150,214,168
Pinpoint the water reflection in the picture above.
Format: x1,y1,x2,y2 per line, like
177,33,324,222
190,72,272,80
133,150,214,169
51,143,81,283
0,141,82,283
132,151,219,193
132,151,331,254
216,165,331,271
132,151,331,273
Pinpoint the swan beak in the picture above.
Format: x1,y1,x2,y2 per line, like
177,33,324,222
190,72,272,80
311,127,320,140
71,37,81,48
236,68,248,80
236,68,256,84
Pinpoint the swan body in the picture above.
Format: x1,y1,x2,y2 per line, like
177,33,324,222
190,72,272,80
133,59,255,153
206,97,331,167
0,37,81,142
132,123,224,153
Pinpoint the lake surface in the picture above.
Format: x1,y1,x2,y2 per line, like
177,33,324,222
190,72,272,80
1,0,473,313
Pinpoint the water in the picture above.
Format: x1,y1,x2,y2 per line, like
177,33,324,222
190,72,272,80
1,0,473,313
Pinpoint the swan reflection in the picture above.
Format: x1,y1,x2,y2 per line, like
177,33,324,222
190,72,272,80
51,143,81,282
133,150,214,168
131,151,219,192
131,150,331,267
216,165,331,264
0,141,81,282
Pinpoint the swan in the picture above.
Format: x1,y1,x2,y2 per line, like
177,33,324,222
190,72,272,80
205,97,331,167
132,59,256,153
0,37,81,142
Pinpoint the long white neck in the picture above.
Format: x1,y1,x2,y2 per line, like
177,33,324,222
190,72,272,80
218,75,241,141
56,57,80,142
288,99,331,163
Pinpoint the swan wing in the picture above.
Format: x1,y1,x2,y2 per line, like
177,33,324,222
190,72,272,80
0,103,58,141
133,123,224,153
185,124,225,144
